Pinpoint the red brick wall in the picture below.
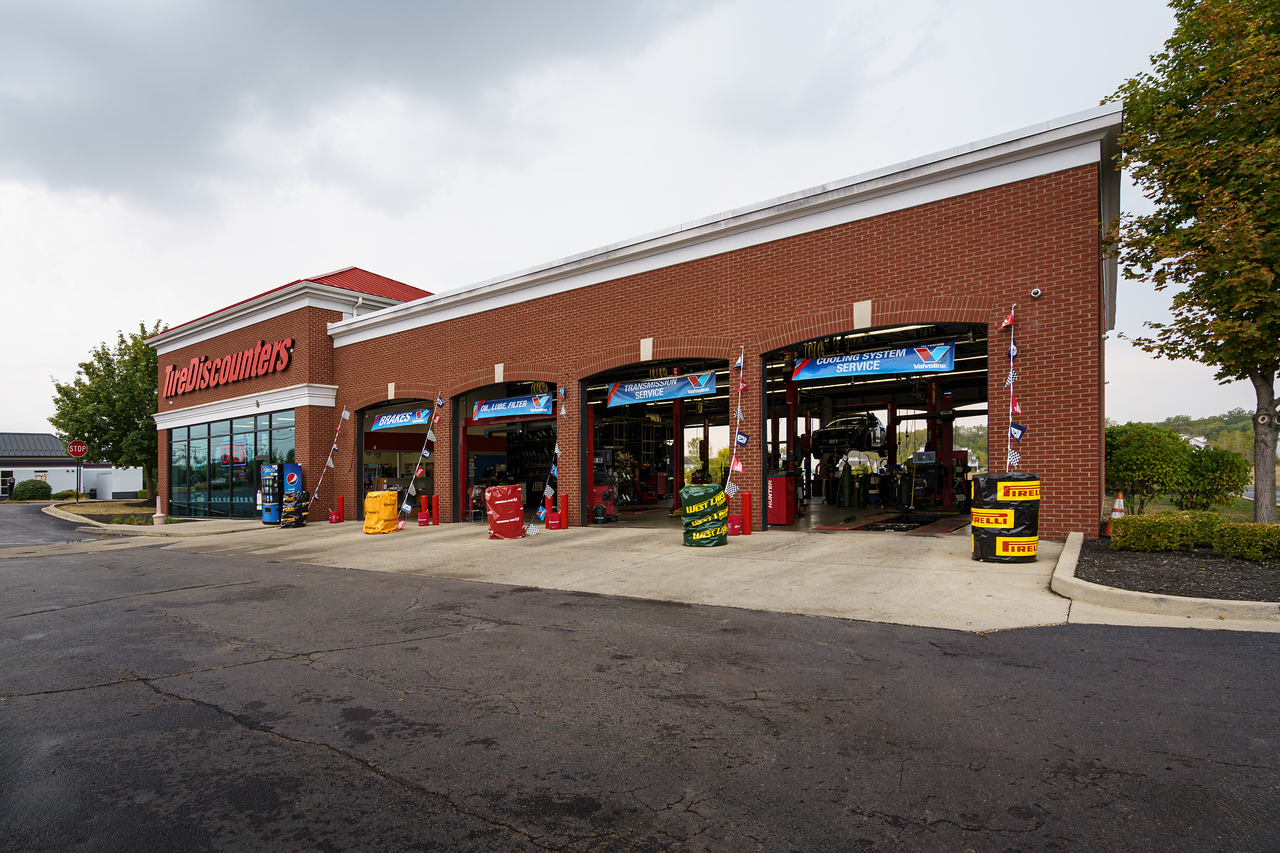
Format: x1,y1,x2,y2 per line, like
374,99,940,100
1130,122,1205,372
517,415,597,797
155,305,340,513
323,165,1105,540
158,166,1106,540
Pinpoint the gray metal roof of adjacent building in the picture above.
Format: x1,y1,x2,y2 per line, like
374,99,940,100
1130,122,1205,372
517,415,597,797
0,433,72,459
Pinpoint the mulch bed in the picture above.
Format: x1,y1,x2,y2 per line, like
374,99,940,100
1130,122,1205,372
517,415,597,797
1075,538,1280,602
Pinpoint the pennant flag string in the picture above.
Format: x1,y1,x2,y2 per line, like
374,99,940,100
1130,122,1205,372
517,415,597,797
311,407,349,504
396,395,441,525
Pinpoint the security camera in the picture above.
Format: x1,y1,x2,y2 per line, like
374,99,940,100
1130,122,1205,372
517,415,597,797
1030,288,1043,299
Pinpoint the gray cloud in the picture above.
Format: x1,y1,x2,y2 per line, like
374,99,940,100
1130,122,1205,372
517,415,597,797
0,0,716,205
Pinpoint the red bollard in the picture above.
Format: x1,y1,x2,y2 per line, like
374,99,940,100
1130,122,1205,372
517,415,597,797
337,495,345,523
741,492,752,535
431,494,439,525
562,496,569,529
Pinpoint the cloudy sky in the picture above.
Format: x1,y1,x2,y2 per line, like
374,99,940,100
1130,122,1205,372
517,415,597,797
0,0,1251,436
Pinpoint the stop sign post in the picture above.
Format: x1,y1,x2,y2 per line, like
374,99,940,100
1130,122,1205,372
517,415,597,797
67,440,88,504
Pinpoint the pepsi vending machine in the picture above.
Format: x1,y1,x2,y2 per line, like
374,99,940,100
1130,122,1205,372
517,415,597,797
282,463,302,500
260,463,280,524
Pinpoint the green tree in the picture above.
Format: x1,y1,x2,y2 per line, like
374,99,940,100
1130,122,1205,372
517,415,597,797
1105,422,1191,514
50,321,166,494
1109,0,1280,523
1169,445,1253,510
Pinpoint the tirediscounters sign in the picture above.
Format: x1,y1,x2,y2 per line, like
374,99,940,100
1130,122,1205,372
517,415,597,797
790,343,955,382
607,372,716,408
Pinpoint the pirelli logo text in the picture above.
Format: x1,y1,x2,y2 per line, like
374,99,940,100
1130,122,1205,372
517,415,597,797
996,481,1041,501
970,509,1015,529
996,536,1039,557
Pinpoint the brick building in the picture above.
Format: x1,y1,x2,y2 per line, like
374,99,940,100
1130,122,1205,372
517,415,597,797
149,107,1121,541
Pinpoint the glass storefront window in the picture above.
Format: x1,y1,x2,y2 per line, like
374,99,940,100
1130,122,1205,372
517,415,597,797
270,428,295,465
188,439,209,516
168,409,296,518
171,441,188,507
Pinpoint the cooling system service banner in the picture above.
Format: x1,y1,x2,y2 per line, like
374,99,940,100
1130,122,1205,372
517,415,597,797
790,343,956,382
607,372,716,408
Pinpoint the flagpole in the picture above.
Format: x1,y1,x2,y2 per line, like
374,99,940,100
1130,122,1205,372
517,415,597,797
396,397,439,527
311,407,350,505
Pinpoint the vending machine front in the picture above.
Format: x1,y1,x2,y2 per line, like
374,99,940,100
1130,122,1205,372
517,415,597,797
261,463,280,524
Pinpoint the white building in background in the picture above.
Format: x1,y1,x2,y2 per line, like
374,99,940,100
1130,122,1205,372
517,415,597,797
0,434,144,499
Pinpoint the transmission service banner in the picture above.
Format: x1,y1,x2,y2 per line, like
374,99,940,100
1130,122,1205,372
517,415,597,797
791,343,956,382
472,393,554,421
607,371,716,408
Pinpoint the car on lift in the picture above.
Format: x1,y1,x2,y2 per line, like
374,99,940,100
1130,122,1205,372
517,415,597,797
810,413,887,457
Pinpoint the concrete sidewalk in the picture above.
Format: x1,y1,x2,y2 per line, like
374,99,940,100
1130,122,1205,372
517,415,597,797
45,505,1280,634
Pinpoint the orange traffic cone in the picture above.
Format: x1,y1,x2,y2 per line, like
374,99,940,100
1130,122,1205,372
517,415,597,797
1105,491,1126,536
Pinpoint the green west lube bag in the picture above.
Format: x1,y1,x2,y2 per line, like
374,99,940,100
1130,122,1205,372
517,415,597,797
680,484,728,547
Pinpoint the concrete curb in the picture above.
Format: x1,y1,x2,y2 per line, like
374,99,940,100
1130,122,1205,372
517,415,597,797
42,504,262,538
1051,531,1280,622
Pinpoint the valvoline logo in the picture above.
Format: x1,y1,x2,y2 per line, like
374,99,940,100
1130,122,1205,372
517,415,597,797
914,345,950,363
533,395,550,409
285,472,299,487
686,373,711,390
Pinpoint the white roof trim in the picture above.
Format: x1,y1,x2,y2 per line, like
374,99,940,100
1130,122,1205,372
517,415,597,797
152,383,339,430
149,283,404,355
330,106,1122,348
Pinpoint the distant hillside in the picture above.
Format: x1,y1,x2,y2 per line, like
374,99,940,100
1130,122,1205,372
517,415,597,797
1147,408,1257,458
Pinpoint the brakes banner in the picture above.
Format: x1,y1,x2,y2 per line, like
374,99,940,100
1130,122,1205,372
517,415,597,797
370,409,433,431
607,372,716,408
472,394,554,421
791,343,955,382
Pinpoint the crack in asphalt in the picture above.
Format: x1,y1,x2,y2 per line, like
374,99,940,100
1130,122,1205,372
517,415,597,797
4,580,259,619
129,675,576,850
0,622,511,701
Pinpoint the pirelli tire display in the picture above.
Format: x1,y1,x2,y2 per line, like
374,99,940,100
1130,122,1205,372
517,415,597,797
680,483,728,547
280,491,309,528
970,472,1040,562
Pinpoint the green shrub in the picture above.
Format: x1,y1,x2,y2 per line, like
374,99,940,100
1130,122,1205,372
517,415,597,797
1105,423,1190,514
1110,510,1224,552
12,479,53,501
52,490,76,499
1213,523,1280,562
137,489,149,500
1170,446,1253,511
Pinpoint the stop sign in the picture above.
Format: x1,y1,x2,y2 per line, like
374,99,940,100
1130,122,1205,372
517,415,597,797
67,440,88,458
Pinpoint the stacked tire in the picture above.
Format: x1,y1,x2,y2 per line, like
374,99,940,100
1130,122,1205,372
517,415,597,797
970,473,1039,562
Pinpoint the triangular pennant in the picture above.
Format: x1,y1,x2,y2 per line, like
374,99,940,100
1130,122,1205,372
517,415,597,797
555,443,561,456
550,463,558,478
536,505,547,520
724,481,739,498
735,407,744,422
426,429,436,442
735,430,749,447
1010,422,1027,443
400,501,413,514
731,457,744,473
1007,448,1021,468
341,408,350,420
435,395,445,408
999,305,1016,331
1005,368,1019,388
543,485,554,500
1011,398,1022,415
415,466,424,479
325,456,335,468
1008,333,1018,361
732,352,743,370
738,379,748,394
408,483,417,496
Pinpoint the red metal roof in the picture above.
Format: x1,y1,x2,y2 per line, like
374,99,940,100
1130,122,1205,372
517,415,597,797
157,267,431,338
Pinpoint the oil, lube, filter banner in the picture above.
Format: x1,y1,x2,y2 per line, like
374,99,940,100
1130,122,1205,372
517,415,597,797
790,343,955,382
607,372,716,408
680,483,728,547
472,394,554,421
